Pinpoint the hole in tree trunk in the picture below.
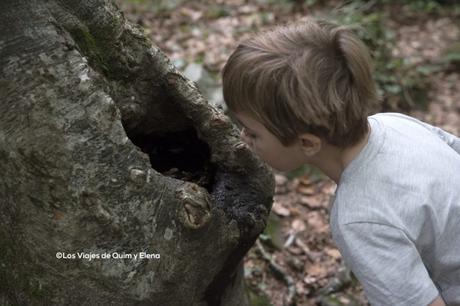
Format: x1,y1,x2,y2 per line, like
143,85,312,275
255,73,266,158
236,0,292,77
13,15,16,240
128,129,216,191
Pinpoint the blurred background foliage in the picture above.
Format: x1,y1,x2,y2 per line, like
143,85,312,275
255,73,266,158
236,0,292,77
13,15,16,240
117,0,460,113
335,0,459,112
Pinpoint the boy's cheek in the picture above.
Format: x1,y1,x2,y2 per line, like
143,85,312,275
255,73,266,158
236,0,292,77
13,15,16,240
253,146,269,161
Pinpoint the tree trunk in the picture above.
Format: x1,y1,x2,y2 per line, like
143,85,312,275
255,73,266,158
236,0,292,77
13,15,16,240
0,1,274,305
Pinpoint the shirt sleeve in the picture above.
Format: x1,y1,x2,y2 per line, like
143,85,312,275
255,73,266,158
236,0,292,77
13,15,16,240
381,112,460,154
334,222,439,306
419,121,460,155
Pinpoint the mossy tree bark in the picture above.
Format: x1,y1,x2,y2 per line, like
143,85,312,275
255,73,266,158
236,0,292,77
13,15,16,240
0,0,274,305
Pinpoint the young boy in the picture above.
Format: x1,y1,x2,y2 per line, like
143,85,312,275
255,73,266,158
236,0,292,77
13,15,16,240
222,18,460,305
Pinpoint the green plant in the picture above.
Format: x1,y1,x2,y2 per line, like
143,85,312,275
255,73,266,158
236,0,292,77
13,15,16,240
334,1,432,112
441,42,460,70
246,286,274,306
286,164,325,180
380,0,442,12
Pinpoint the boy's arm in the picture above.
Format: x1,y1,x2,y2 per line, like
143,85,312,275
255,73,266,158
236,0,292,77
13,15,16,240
334,222,439,305
429,296,446,306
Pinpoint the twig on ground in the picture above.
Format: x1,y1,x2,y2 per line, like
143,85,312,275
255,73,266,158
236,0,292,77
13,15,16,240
256,239,297,306
295,237,318,262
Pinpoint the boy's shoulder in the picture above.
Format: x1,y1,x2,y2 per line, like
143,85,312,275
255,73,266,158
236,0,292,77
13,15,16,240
330,113,460,306
342,112,460,185
331,177,421,228
333,112,460,225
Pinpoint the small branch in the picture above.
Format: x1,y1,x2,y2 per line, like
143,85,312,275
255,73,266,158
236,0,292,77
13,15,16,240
317,263,353,296
256,239,296,306
295,237,317,262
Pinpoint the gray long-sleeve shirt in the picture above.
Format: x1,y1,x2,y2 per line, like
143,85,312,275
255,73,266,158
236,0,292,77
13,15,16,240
331,112,460,305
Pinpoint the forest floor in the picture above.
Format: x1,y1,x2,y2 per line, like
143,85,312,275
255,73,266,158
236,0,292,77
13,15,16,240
117,1,460,305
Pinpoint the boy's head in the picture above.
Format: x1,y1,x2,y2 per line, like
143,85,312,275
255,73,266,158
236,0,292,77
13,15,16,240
222,18,379,155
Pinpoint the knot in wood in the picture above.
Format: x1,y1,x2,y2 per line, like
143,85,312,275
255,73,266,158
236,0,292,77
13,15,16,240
176,183,211,229
211,115,230,128
233,141,249,151
129,168,146,186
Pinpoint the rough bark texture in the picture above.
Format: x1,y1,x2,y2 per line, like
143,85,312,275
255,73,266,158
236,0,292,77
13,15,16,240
0,0,274,305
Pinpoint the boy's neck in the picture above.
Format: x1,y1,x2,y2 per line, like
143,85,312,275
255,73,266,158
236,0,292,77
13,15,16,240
310,123,372,184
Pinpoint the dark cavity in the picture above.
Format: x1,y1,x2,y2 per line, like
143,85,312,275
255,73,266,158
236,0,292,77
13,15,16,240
129,129,216,191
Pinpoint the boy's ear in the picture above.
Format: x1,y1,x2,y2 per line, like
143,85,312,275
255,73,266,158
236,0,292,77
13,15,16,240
298,133,322,157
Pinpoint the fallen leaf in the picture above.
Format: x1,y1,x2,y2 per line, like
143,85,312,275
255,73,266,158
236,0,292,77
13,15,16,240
321,181,337,196
325,248,342,260
295,282,310,295
288,205,301,217
275,184,288,195
272,201,290,217
296,185,316,195
306,211,329,233
303,275,317,285
299,195,324,209
292,219,306,233
288,246,303,255
298,175,313,186
339,296,351,304
274,174,288,186
305,263,327,278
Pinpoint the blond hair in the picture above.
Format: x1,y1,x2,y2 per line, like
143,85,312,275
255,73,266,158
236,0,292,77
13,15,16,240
222,18,379,148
